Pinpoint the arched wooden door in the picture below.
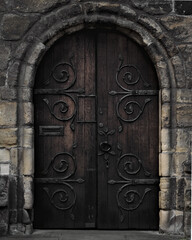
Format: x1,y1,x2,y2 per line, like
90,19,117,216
34,30,159,229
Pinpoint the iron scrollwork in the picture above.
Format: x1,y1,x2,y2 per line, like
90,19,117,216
43,94,77,131
109,56,158,132
37,144,85,221
98,123,116,169
108,144,158,222
44,57,76,89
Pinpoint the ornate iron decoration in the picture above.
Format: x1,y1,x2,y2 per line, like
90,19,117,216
108,143,159,222
109,56,158,132
97,120,116,168
36,143,85,220
34,57,86,131
42,95,77,131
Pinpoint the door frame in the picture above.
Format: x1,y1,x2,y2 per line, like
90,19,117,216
14,7,176,233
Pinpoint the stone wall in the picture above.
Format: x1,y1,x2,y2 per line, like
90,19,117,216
0,0,191,237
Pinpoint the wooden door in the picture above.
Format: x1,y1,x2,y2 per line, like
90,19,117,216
34,30,159,230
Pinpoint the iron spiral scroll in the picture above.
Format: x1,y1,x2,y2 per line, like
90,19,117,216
107,57,159,222
109,56,158,132
36,143,85,221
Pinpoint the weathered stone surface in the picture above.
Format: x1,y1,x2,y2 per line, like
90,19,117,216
9,223,26,235
25,42,46,65
0,45,11,70
184,189,191,211
162,89,170,103
9,177,17,210
160,210,184,234
0,0,6,12
177,89,192,103
0,164,10,175
14,0,70,13
0,208,8,235
21,88,32,102
23,148,34,175
1,14,35,40
176,104,192,127
119,5,137,19
22,209,31,224
173,152,188,176
0,72,6,87
175,1,192,15
23,176,33,209
0,149,10,163
159,177,176,209
0,102,17,126
184,211,191,237
161,104,170,127
0,128,17,147
161,128,171,151
138,15,162,36
131,0,172,15
171,55,185,88
161,15,192,42
176,129,189,152
10,148,18,175
23,128,33,148
23,102,34,125
155,61,170,88
7,60,20,87
176,178,185,210
0,87,17,100
159,152,171,177
0,176,9,206
178,44,192,88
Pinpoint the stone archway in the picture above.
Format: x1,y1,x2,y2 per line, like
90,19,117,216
8,2,179,234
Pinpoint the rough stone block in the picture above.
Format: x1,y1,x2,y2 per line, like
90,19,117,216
23,148,34,176
161,104,170,128
184,212,191,237
25,42,46,65
0,128,17,147
173,152,188,176
184,189,191,211
23,102,34,125
171,55,185,88
1,14,34,40
0,164,10,175
161,89,170,103
160,210,184,234
23,128,33,148
161,15,192,42
155,61,170,88
119,5,137,19
9,223,26,235
176,129,189,152
138,15,162,36
10,148,18,175
159,152,171,176
9,177,17,210
177,89,192,103
0,72,6,86
161,128,171,151
0,176,9,207
0,223,8,235
21,88,32,102
14,0,70,13
159,177,176,209
20,64,35,87
0,102,17,126
0,45,11,70
176,104,192,127
178,44,192,88
22,209,31,224
1,87,17,100
176,178,185,210
0,149,10,163
7,60,20,87
23,176,33,209
131,0,172,15
0,0,6,12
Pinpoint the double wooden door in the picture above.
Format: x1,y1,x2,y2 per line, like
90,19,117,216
34,30,159,229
